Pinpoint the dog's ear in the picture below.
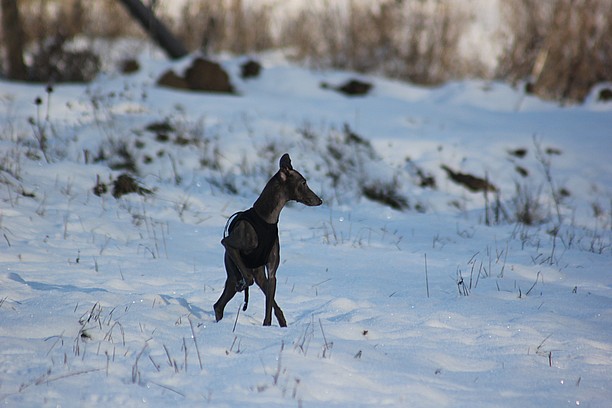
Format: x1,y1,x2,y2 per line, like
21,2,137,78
279,154,293,170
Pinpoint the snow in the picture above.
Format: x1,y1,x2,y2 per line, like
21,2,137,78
1,48,611,407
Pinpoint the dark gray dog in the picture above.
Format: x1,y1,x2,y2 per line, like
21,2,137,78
214,154,322,327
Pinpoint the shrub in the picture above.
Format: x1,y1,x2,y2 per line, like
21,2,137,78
497,0,612,102
29,35,100,83
280,0,471,85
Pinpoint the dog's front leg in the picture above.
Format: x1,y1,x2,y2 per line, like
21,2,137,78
253,268,286,327
263,240,287,327
263,272,276,327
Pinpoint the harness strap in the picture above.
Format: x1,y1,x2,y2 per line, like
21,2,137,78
224,211,250,309
243,287,249,311
224,211,241,239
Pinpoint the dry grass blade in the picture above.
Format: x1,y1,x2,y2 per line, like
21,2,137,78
188,315,203,370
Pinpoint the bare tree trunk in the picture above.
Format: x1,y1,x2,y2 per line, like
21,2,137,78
1,0,28,80
117,0,188,60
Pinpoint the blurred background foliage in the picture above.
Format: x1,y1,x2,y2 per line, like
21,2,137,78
1,0,610,102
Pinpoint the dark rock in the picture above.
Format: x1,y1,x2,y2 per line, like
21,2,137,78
241,59,262,79
157,70,189,90
321,79,373,96
184,58,234,93
120,59,140,74
338,79,372,96
597,88,612,102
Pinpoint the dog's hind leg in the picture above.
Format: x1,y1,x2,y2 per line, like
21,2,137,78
213,253,239,322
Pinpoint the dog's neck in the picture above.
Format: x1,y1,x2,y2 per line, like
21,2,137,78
253,174,287,224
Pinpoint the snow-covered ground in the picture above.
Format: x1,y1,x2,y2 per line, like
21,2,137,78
1,48,611,407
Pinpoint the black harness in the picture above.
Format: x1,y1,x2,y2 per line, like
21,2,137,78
225,208,278,269
224,208,278,312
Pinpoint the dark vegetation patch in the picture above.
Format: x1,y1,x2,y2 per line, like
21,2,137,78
144,119,198,146
441,165,497,193
283,123,413,211
406,158,436,189
92,174,151,199
507,148,528,158
155,133,170,143
362,183,410,211
29,35,100,83
92,175,107,197
111,174,152,199
95,140,138,174
515,166,529,177
416,171,436,188
324,124,377,188
558,187,571,198
145,121,175,135
511,183,545,226
545,147,562,156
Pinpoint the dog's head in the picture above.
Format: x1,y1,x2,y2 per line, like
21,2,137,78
278,154,323,207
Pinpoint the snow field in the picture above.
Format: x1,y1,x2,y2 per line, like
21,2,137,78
1,51,611,407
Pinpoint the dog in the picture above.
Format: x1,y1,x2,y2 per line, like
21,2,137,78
213,153,322,326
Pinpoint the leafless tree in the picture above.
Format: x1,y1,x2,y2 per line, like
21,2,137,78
1,0,28,80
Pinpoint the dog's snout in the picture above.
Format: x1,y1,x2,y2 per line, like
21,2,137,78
304,193,322,206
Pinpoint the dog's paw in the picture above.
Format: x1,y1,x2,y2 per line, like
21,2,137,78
213,304,223,321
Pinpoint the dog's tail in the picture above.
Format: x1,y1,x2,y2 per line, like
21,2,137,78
243,287,249,311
